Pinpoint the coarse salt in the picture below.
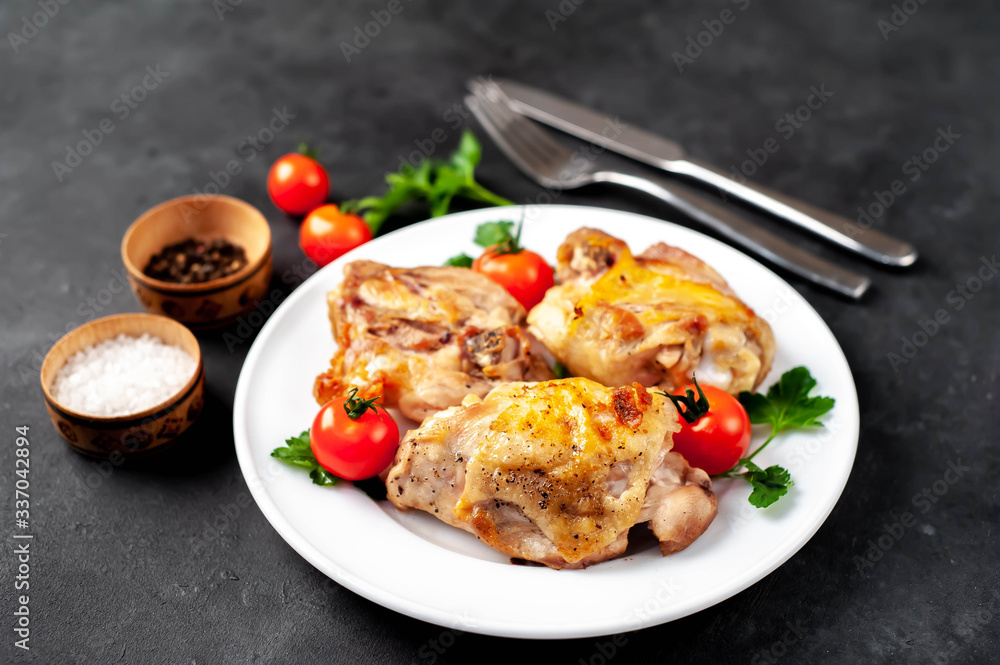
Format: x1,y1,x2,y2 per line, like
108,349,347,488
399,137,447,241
52,333,197,418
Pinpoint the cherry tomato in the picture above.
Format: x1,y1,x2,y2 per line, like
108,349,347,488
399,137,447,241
299,204,372,267
472,247,555,311
310,391,399,481
670,384,751,476
267,153,330,215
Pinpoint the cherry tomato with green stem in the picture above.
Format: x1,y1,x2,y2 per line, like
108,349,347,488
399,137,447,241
472,246,554,311
310,389,399,481
661,378,751,476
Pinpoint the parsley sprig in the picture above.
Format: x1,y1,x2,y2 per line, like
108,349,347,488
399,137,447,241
738,366,836,462
741,461,794,508
341,131,512,235
443,253,474,267
715,367,835,508
270,428,386,500
270,430,340,487
473,219,525,255
443,217,528,267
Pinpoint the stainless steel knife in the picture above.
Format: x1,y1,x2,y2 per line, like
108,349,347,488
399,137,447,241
489,78,918,268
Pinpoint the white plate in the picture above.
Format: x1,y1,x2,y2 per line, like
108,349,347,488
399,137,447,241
233,205,859,639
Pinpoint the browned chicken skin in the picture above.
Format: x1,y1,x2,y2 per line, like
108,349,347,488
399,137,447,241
387,378,718,568
314,260,553,422
529,229,776,395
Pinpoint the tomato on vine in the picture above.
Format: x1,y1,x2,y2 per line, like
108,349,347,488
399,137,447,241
469,220,554,311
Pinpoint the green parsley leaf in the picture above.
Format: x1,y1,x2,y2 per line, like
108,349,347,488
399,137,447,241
341,162,429,234
451,129,482,174
474,220,516,248
738,366,835,435
428,165,465,218
743,461,793,508
444,132,512,207
309,467,340,487
270,446,316,469
340,131,512,235
271,430,313,467
444,253,474,268
715,366,833,509
271,429,340,487
553,361,571,379
284,430,311,449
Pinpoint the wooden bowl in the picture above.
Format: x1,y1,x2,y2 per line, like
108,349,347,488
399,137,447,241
40,313,205,459
122,195,273,329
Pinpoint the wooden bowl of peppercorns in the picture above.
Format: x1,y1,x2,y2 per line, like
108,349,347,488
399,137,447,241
122,195,273,330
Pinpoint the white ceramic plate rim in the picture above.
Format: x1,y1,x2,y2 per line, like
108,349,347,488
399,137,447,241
233,204,859,639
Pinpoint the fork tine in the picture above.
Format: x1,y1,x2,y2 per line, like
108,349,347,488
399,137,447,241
470,84,557,173
465,94,545,182
473,81,573,167
467,81,583,187
467,94,559,183
487,102,565,173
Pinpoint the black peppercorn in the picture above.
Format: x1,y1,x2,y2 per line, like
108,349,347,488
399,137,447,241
144,237,248,284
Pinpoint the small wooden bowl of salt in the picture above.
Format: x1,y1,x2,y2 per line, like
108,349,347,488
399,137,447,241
40,313,205,458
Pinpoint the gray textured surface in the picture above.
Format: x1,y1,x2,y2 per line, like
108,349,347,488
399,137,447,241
2,0,999,663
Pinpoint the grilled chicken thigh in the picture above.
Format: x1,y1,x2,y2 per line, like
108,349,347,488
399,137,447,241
314,260,552,422
387,378,717,568
528,229,775,394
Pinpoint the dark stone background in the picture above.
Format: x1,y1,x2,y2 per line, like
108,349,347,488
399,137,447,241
1,0,998,663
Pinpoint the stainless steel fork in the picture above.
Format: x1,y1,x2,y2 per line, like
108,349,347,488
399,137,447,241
466,81,871,299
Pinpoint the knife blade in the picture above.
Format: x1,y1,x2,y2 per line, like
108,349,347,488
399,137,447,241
486,77,918,268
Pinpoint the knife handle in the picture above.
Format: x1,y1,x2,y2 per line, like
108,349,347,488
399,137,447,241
670,159,917,267
594,170,871,299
